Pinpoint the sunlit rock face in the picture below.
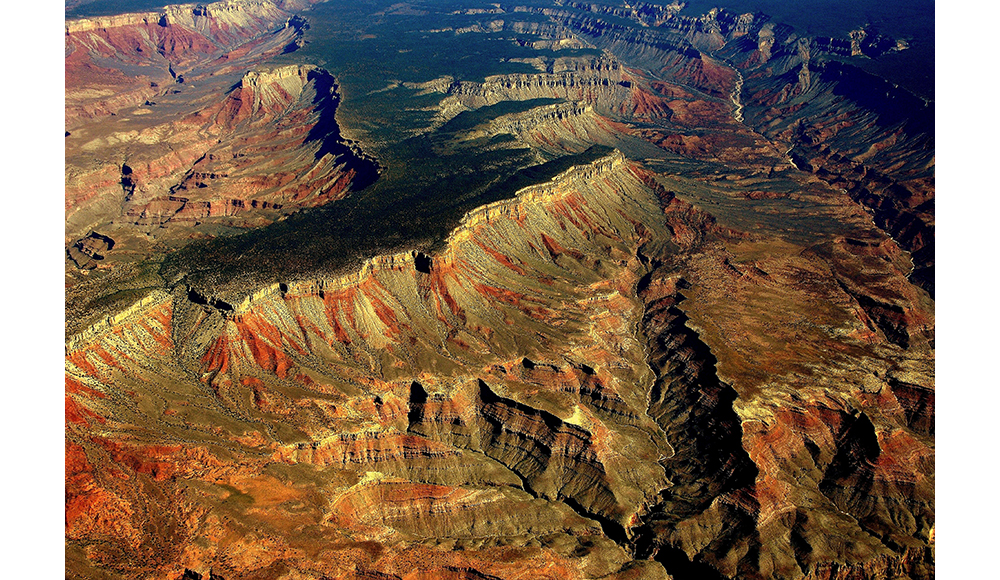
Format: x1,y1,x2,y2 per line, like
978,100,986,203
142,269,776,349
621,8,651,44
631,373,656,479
65,1,933,579
65,0,377,270
66,153,933,579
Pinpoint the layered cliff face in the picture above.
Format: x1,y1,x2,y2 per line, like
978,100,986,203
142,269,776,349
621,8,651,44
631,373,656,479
411,49,784,170
66,152,933,579
714,26,934,295
67,154,670,578
405,54,677,158
632,232,933,579
66,64,376,262
450,3,933,295
65,1,933,579
65,1,377,286
65,0,308,128
440,56,657,120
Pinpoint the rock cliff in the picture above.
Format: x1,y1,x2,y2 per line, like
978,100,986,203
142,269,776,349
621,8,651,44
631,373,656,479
450,2,934,296
64,2,934,578
66,153,933,579
66,0,378,284
65,0,308,127
66,63,376,252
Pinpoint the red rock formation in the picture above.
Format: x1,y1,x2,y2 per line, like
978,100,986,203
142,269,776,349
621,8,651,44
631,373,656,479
65,1,378,280
63,3,934,577
65,154,682,578
66,152,933,578
65,0,300,128
67,61,377,268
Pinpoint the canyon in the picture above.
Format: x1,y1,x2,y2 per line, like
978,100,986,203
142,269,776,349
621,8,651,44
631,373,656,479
65,1,934,579
65,0,376,306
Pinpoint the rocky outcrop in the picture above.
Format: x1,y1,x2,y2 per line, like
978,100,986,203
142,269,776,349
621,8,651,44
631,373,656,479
415,55,684,131
66,63,378,268
64,1,934,578
67,232,116,269
65,154,678,579
66,151,933,579
445,56,629,107
64,1,377,283
65,0,308,127
451,2,933,297
713,24,934,295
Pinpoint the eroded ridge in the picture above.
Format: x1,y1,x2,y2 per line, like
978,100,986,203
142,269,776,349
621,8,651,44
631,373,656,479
448,3,934,294
66,0,308,127
66,146,933,579
67,153,688,579
65,0,377,281
620,202,933,578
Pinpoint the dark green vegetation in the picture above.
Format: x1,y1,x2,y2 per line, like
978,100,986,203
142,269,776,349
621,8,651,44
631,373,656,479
159,0,614,294
65,0,936,330
65,2,936,578
67,0,937,303
440,98,565,133
160,143,613,292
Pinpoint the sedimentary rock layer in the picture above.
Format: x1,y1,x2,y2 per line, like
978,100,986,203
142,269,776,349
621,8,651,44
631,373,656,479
453,3,934,295
66,153,933,579
66,0,306,127
65,0,376,272
65,2,934,578
67,154,673,578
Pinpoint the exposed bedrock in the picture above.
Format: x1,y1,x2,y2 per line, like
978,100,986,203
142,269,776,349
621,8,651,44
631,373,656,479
716,26,934,297
66,154,686,579
747,65,932,294
803,236,934,350
66,63,378,261
642,276,757,509
626,272,759,574
498,6,745,98
408,378,633,538
62,0,935,577
65,0,311,128
67,232,117,270
65,0,378,275
469,4,933,296
413,54,681,146
65,150,933,579
620,233,933,578
416,50,780,168
613,253,933,579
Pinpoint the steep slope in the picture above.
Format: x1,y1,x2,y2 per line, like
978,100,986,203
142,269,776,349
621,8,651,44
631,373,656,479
410,49,786,170
64,2,934,578
449,3,934,295
65,0,377,287
66,65,376,245
66,153,675,579
66,153,933,579
65,0,310,128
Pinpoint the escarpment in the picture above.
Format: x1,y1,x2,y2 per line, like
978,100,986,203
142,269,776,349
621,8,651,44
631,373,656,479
433,54,698,129
718,36,934,293
443,56,634,112
67,154,679,579
65,0,309,128
617,208,933,578
65,1,934,578
450,2,934,295
66,149,933,579
65,0,379,294
67,58,377,280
